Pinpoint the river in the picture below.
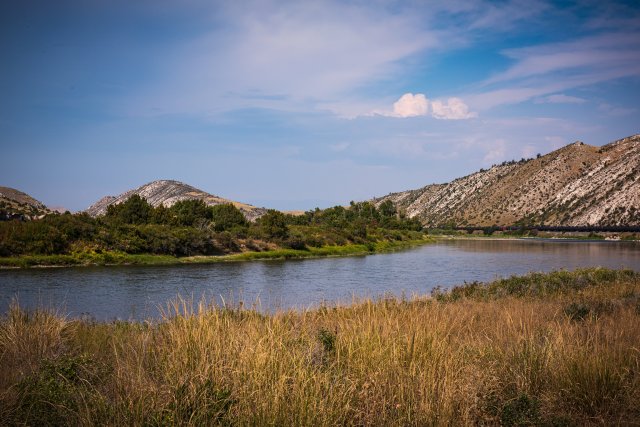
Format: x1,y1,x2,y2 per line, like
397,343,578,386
1,239,638,320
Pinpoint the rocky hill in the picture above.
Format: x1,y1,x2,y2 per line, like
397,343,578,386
374,135,640,227
86,180,267,221
0,186,52,220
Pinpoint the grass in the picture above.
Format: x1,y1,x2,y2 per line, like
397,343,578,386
0,268,639,425
211,239,429,262
0,252,179,268
0,237,432,268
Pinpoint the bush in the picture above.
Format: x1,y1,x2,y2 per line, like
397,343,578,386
13,355,108,426
168,199,211,226
106,195,153,225
283,237,307,250
258,209,289,240
210,204,248,232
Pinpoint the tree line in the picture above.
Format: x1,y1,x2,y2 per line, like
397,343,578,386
0,196,423,258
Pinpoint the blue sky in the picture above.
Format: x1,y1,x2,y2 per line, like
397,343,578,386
1,0,639,211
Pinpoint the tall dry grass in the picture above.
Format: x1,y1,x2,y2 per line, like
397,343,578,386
0,268,639,425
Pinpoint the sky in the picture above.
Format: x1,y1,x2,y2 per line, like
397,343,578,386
1,0,639,212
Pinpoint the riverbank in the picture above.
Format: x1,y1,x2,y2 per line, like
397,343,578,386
1,268,638,425
429,230,640,241
0,237,433,269
433,235,640,243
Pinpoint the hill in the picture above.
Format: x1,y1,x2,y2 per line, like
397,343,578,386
86,180,267,221
374,134,640,227
0,186,51,220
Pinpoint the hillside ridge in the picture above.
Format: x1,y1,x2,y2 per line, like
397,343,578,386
374,135,640,227
85,180,267,221
0,186,51,220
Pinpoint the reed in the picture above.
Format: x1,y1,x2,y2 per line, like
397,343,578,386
1,268,638,425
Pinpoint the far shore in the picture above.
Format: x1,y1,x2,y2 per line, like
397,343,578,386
2,233,638,270
0,238,433,269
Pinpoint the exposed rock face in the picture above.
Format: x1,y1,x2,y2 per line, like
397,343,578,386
0,186,51,219
86,180,267,221
374,135,640,227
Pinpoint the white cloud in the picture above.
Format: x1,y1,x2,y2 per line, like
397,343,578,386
466,31,640,110
431,97,478,120
128,1,438,116
392,93,429,118
374,93,476,120
484,33,640,86
125,0,555,117
536,94,587,104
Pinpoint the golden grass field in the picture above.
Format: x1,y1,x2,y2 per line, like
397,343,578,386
1,268,639,425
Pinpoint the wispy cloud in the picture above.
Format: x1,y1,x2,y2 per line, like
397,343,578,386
535,94,586,104
129,1,438,116
125,0,559,117
598,103,636,116
467,31,640,110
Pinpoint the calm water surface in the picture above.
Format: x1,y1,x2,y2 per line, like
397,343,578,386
1,239,638,320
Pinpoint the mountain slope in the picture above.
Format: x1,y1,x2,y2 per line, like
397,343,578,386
86,180,267,221
374,135,640,227
0,186,52,220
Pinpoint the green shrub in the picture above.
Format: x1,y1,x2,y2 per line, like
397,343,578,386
210,203,248,232
317,328,336,353
500,394,542,426
13,355,108,426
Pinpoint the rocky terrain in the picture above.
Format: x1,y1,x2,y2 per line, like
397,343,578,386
86,180,267,221
374,135,640,227
0,186,52,220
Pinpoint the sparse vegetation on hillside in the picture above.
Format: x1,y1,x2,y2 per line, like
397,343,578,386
1,268,638,425
375,135,640,228
0,186,52,220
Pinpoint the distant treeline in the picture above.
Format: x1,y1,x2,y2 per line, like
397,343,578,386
0,196,423,258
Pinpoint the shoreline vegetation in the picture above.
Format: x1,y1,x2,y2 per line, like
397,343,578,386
0,238,431,269
2,194,638,269
3,233,638,269
0,196,427,269
1,268,639,424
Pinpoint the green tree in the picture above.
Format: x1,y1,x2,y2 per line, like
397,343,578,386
106,195,153,225
259,209,289,240
169,199,211,226
378,200,397,218
210,204,248,232
150,204,171,224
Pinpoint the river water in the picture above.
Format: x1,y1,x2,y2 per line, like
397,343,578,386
0,239,638,320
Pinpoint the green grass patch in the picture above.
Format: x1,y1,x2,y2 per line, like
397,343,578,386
0,252,179,268
432,267,640,302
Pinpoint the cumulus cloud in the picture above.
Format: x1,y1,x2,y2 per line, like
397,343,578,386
376,93,476,120
431,97,478,119
392,93,429,117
